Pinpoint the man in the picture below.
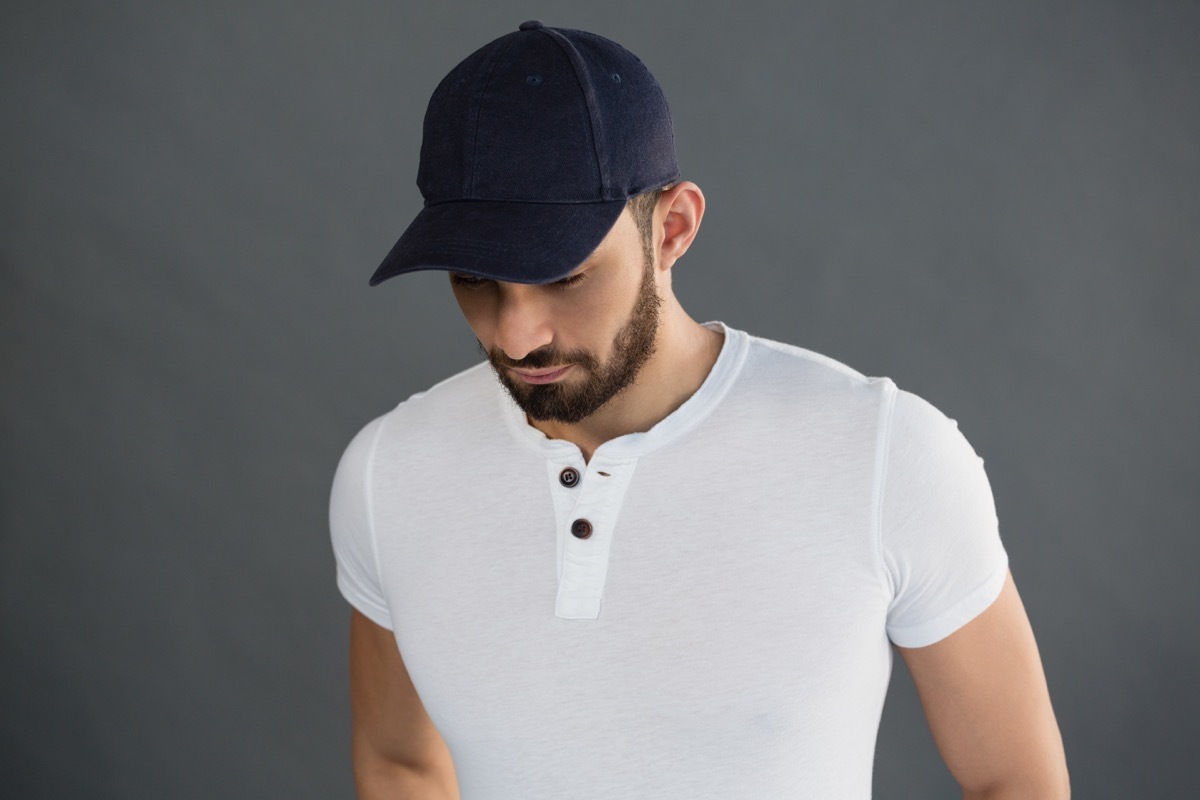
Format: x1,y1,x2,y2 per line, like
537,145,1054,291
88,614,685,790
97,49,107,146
330,21,1068,799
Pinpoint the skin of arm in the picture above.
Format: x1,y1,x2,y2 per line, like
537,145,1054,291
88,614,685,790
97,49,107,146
349,609,461,800
898,571,1070,799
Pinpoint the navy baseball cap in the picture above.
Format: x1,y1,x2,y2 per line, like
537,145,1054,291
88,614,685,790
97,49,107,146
369,21,680,287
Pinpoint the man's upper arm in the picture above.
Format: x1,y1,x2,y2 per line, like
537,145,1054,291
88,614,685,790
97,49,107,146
898,572,1069,798
348,610,458,795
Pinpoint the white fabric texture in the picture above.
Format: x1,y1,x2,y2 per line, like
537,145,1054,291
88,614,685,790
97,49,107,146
329,323,1007,799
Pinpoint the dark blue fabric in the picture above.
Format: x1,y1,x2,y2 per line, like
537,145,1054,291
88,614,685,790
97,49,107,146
371,22,680,286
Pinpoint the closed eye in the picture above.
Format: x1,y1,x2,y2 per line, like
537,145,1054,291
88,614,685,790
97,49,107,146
449,271,587,290
449,273,492,289
550,272,587,289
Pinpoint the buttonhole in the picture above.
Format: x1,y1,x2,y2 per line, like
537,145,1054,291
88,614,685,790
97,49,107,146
597,471,611,477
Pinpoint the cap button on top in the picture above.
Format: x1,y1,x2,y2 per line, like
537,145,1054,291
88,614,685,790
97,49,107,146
519,20,543,31
559,467,580,488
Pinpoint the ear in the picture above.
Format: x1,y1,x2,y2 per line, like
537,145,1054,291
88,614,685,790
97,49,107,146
655,181,705,272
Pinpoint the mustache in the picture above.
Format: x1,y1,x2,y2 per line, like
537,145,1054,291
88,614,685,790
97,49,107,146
479,342,598,370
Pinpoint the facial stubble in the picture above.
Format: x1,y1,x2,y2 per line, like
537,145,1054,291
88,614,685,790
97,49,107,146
486,259,662,424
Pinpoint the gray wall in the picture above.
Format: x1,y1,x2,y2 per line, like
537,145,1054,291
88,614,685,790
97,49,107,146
3,1,1196,797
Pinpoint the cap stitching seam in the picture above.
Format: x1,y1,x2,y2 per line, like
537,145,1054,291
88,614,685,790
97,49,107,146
538,28,606,197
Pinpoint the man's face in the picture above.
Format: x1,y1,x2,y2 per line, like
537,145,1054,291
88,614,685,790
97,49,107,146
449,208,661,424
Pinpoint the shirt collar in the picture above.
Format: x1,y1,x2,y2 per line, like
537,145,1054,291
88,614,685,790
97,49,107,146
498,321,749,460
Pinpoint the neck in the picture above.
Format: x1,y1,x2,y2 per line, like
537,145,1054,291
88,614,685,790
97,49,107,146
528,300,724,462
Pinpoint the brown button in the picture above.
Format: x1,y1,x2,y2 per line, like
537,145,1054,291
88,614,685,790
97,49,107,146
559,467,580,488
570,518,593,539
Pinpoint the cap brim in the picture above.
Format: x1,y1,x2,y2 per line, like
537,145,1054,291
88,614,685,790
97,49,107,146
369,198,628,286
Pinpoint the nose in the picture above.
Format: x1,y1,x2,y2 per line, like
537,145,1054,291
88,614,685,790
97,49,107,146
493,283,555,361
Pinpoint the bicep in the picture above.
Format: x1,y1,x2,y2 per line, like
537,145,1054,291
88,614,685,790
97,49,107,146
349,609,455,777
897,572,1069,797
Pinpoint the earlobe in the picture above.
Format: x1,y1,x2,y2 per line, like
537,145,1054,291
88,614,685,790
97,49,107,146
657,181,705,272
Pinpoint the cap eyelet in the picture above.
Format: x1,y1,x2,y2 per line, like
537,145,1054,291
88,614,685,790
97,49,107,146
526,74,543,86
610,73,621,83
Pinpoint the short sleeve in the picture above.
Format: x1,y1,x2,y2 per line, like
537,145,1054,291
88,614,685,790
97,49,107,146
329,414,394,630
880,388,1008,648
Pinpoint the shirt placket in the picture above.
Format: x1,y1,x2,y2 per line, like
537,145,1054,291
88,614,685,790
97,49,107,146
546,456,638,620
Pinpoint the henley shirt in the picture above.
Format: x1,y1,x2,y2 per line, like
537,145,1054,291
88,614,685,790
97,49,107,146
330,322,1008,798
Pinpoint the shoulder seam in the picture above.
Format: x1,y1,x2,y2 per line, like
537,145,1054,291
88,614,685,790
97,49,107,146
870,379,899,597
363,414,389,602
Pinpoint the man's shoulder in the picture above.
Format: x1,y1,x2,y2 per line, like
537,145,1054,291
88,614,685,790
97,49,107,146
732,329,979,453
342,361,499,451
396,359,496,410
736,328,888,398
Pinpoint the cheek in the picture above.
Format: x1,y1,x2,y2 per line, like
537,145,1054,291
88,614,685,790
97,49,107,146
450,291,496,343
551,282,633,354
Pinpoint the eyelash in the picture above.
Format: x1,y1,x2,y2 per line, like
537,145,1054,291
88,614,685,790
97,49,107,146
450,274,485,287
449,273,588,289
551,273,587,289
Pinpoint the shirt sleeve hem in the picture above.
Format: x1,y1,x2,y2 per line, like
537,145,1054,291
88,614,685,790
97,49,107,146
886,556,1009,648
336,569,394,630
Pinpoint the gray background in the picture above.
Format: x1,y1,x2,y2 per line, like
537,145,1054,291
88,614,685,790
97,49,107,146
2,1,1196,797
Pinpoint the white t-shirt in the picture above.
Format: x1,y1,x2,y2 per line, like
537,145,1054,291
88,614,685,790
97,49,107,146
330,323,1007,799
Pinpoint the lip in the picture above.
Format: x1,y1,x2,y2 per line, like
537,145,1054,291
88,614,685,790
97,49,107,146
511,365,573,384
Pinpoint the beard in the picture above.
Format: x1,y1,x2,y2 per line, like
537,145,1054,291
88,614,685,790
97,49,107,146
485,259,662,424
